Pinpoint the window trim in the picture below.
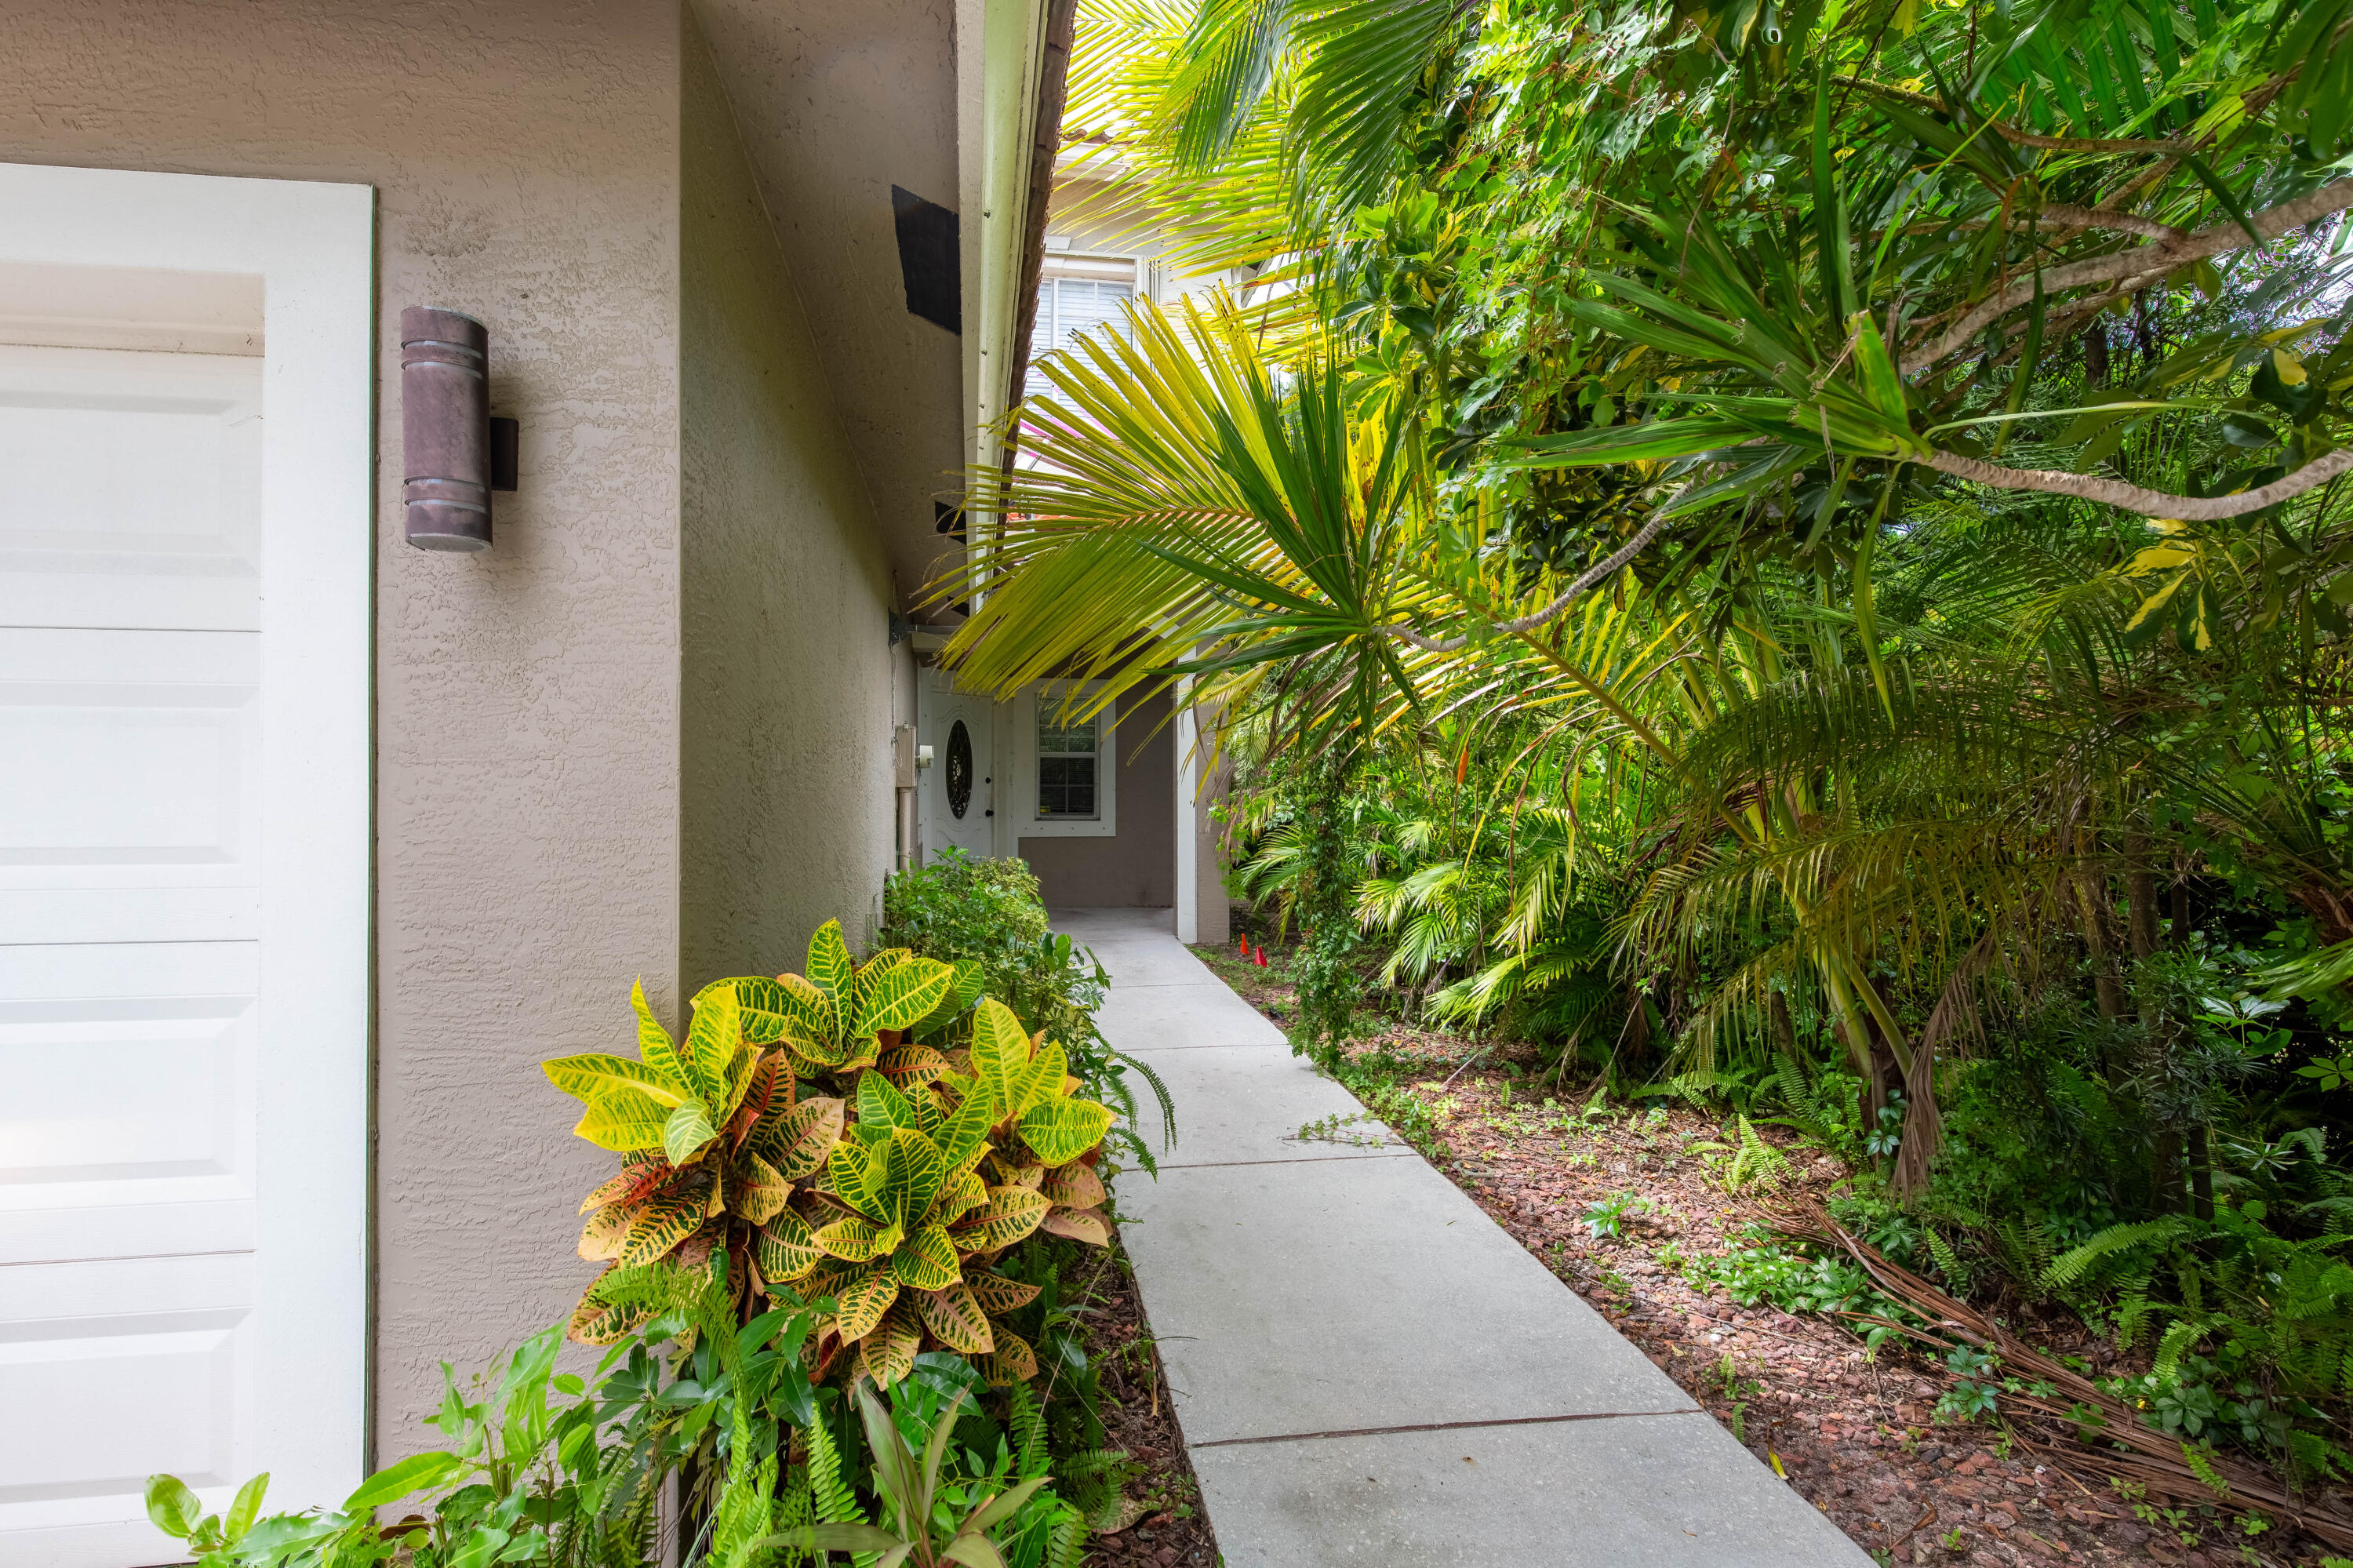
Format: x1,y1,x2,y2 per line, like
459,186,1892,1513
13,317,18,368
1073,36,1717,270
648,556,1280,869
1026,246,1149,403
1016,680,1118,839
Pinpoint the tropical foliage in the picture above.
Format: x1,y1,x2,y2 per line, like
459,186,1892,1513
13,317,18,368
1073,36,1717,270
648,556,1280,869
547,919,1116,1392
151,872,1139,1568
931,0,2353,1491
878,849,1176,1164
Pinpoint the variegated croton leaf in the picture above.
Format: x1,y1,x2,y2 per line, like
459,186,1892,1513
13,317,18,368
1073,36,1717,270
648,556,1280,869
552,921,1117,1377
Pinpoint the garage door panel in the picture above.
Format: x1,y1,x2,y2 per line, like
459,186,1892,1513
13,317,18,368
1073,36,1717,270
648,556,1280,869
0,997,253,1186
0,346,260,633
0,950,256,1262
0,1254,253,1533
0,628,260,906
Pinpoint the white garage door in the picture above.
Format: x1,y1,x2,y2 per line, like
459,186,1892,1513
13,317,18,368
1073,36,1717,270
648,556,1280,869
0,167,373,1568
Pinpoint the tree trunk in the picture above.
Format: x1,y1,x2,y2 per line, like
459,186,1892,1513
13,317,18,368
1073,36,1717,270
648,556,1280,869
2172,871,2190,948
2126,831,2160,962
2153,1126,2185,1214
1769,989,1799,1060
2078,875,2126,1020
2189,1124,2214,1221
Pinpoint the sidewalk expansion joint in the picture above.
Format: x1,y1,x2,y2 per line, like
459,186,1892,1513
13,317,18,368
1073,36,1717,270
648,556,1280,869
1159,1151,1421,1170
1190,1408,1703,1450
1126,1040,1293,1053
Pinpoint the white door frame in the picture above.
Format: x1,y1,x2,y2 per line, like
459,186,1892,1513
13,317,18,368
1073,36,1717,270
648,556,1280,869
0,164,374,1526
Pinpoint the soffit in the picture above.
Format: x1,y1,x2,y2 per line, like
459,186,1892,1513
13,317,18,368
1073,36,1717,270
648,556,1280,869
694,0,968,607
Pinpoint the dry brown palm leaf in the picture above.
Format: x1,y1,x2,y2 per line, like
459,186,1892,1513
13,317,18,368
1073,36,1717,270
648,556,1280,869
1759,1194,2353,1550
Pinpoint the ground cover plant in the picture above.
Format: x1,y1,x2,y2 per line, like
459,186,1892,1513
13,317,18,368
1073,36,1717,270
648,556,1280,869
1196,941,2349,1563
149,860,1196,1568
930,0,2353,1544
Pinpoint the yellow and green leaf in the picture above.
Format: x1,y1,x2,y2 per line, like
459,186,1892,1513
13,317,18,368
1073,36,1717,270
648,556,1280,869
828,1141,879,1218
1019,1097,1115,1166
917,1282,995,1354
936,1082,999,1173
574,1093,669,1153
979,1327,1038,1386
852,955,957,1038
569,1270,661,1346
542,1052,688,1109
663,1101,722,1166
631,979,691,1092
963,1273,1042,1315
889,1223,961,1291
755,1210,821,1285
969,999,1048,1115
577,1202,635,1261
753,1095,844,1181
1042,1206,1112,1246
951,1186,1050,1254
806,920,856,1006
680,983,741,1111
732,1151,792,1225
878,1126,947,1231
791,1255,867,1306
835,1267,900,1341
617,1186,711,1268
717,976,793,1045
860,1301,924,1388
933,1167,989,1227
856,1068,922,1137
813,1214,897,1263
774,972,845,1066
878,1043,951,1090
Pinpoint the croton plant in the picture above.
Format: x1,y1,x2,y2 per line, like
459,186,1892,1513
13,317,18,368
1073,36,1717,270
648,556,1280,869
543,920,1115,1388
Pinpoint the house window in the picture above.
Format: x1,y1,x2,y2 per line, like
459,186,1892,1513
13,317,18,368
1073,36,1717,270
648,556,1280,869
1026,253,1138,402
1036,708,1100,820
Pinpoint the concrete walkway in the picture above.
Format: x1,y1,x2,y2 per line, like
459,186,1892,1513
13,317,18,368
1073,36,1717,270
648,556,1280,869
1056,908,1872,1567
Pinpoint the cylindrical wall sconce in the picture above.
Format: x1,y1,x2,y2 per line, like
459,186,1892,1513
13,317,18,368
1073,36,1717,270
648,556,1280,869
402,307,516,551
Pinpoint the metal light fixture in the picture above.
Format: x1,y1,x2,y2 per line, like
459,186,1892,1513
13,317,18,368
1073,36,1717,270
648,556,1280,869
402,307,518,551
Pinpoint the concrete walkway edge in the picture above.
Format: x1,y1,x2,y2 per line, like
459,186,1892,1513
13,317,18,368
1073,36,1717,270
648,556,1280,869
1057,907,1874,1567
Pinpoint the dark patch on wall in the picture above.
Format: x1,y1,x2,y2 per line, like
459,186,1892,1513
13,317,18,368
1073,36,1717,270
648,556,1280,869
934,500,964,541
892,186,961,335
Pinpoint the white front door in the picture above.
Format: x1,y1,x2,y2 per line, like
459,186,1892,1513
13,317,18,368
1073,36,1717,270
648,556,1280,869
920,671,996,860
0,166,373,1568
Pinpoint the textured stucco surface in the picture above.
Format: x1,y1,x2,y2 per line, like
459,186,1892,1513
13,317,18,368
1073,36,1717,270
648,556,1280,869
0,0,688,1463
1194,737,1234,945
680,12,896,985
1020,690,1175,907
693,0,969,605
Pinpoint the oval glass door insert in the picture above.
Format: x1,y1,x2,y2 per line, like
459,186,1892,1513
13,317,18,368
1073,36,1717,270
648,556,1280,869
947,719,973,818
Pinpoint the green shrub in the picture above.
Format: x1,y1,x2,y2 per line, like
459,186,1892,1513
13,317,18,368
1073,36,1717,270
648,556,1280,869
880,849,1175,1166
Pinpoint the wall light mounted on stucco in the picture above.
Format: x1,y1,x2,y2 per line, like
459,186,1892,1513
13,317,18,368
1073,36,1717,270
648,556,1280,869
402,306,518,551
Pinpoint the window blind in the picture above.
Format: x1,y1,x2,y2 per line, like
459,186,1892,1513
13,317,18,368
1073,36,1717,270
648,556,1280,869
1027,260,1136,402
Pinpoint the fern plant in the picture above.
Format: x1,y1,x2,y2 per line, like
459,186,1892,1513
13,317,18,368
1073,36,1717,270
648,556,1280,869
761,1383,1049,1568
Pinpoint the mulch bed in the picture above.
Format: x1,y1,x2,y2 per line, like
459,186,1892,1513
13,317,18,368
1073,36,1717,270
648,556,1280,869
1179,938,2344,1567
1067,1229,1221,1568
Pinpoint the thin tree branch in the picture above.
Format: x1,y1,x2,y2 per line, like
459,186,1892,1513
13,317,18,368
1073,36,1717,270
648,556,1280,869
1925,445,2353,519
1382,508,1672,653
2035,204,2185,241
1902,179,2353,373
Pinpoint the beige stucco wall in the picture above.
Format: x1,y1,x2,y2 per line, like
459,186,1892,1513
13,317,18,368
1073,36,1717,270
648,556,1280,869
1020,691,1176,907
679,12,896,987
1195,740,1235,945
0,0,689,1463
